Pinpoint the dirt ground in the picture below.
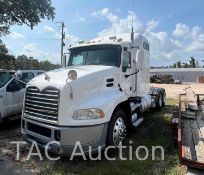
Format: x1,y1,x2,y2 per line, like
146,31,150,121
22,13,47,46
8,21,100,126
151,83,204,99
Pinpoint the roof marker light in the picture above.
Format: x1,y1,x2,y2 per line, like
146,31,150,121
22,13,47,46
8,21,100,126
117,38,122,42
79,40,84,44
109,36,116,40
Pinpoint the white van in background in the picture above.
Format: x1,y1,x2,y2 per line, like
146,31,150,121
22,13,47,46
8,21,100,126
0,70,44,122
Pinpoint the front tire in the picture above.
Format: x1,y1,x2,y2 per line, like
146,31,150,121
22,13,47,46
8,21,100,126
106,109,127,146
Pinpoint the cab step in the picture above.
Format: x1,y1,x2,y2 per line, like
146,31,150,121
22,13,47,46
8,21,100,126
132,118,144,128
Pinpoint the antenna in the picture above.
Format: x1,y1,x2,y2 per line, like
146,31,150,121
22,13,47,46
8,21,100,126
131,0,134,45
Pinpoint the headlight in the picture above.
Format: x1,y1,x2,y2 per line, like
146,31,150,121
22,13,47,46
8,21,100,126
73,109,105,120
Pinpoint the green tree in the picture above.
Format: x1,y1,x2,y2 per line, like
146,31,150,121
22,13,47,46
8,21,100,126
0,39,15,69
172,63,176,68
39,60,60,71
29,57,40,70
182,63,189,68
0,39,8,55
189,57,196,68
0,0,55,36
176,61,182,68
15,55,30,69
0,40,60,70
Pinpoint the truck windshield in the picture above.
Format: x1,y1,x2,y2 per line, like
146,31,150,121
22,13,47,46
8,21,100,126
68,45,121,67
0,72,14,88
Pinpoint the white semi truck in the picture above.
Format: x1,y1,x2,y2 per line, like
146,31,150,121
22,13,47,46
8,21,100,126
21,33,166,154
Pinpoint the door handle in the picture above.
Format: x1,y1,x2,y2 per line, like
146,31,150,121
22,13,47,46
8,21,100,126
125,70,139,78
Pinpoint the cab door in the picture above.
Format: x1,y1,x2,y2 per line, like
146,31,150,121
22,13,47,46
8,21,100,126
5,79,26,116
120,49,133,96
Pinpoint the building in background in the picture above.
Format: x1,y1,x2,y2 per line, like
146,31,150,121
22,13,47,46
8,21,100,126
150,68,204,83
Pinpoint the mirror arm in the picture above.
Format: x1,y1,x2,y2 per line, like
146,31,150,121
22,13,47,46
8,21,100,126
13,73,27,85
15,79,27,85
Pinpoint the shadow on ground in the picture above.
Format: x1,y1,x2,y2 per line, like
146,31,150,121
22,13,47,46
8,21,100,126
0,118,21,131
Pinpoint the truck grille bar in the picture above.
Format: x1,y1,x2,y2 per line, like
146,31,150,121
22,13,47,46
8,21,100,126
24,86,59,122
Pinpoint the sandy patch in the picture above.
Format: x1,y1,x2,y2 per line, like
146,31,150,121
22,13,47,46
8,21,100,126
151,83,204,99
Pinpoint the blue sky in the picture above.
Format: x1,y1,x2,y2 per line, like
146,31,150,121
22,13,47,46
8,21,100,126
2,0,204,66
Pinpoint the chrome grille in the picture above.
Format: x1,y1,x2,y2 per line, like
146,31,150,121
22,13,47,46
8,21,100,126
24,86,59,122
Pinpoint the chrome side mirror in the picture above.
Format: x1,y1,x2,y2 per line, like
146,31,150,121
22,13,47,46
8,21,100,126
15,72,22,80
14,72,27,84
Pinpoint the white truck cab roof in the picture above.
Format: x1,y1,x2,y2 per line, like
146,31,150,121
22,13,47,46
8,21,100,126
70,33,149,50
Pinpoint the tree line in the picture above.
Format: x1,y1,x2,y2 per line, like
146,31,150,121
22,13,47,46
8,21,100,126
0,40,60,71
151,57,201,69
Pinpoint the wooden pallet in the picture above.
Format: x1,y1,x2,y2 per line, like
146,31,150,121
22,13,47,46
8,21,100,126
178,91,204,169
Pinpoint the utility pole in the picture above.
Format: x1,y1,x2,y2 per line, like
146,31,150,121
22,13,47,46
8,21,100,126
60,22,65,66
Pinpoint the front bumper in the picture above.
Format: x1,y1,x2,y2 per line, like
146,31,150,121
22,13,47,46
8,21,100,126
21,117,108,155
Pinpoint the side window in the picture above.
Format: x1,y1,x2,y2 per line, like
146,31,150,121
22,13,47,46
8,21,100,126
122,51,131,72
6,79,26,92
143,42,149,51
38,72,44,75
21,72,34,83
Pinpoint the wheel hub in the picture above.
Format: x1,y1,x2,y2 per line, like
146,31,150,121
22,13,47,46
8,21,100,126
113,117,126,146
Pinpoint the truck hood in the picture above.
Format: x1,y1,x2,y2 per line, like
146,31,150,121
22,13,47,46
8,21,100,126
28,65,118,90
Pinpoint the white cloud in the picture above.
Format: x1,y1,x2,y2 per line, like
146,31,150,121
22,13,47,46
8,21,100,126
75,13,86,23
145,31,181,61
91,8,118,22
79,17,86,23
44,26,55,33
92,9,204,65
92,8,143,36
43,25,79,45
186,34,204,52
99,8,118,22
171,24,204,54
65,34,79,45
173,23,190,37
10,32,26,39
191,26,201,39
63,27,79,45
146,20,159,31
21,43,60,63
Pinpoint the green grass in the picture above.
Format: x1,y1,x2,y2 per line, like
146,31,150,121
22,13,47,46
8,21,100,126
42,98,185,175
5,98,183,174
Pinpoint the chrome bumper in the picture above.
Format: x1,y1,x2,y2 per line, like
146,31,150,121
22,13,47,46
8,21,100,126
21,117,108,155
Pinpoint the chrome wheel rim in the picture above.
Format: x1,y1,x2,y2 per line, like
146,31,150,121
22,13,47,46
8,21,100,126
113,117,126,146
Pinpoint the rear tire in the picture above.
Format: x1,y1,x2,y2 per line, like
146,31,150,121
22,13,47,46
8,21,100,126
106,109,127,146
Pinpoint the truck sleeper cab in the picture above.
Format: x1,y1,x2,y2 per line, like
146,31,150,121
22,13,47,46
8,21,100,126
21,33,166,155
0,70,44,122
